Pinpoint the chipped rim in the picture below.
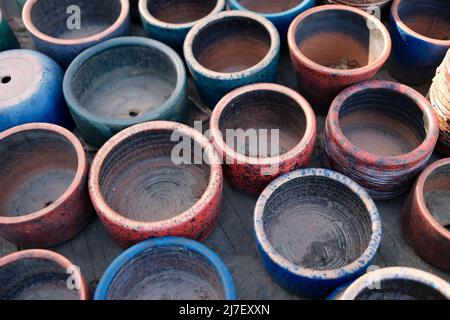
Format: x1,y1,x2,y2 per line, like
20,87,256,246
228,0,315,19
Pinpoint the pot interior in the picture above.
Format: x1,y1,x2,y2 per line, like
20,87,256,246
338,88,427,156
263,175,373,271
30,0,123,39
424,163,450,231
218,89,307,157
0,130,78,217
106,246,225,300
146,0,217,24
192,16,271,73
237,0,303,14
70,45,178,120
99,130,210,222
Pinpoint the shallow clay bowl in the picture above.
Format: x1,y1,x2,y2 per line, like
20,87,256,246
0,249,89,300
94,237,236,300
89,121,223,248
254,168,382,298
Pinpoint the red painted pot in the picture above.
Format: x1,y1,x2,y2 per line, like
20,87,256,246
0,249,89,300
324,80,439,200
403,158,450,270
210,83,316,194
287,5,391,115
89,121,223,248
0,123,92,248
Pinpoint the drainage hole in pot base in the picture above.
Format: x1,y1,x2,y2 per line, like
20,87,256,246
1,76,11,84
238,0,303,14
424,165,450,228
147,0,218,24
128,110,140,117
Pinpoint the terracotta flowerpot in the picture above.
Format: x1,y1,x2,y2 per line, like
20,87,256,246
288,5,391,115
89,121,223,248
324,80,440,200
254,168,382,298
94,237,236,300
0,9,20,52
0,249,89,300
403,158,450,270
210,83,316,194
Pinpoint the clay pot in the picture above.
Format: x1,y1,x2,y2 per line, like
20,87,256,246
388,0,450,85
0,50,73,132
329,267,450,300
139,0,226,52
287,5,391,115
184,11,280,108
0,249,89,300
89,121,223,248
22,0,130,67
94,237,236,300
254,168,382,298
63,37,187,147
403,158,450,270
210,83,316,194
324,80,440,200
0,9,20,52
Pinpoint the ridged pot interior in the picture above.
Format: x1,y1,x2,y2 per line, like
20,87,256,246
397,0,450,41
98,130,210,222
262,176,372,271
236,0,303,14
70,45,178,120
192,16,271,73
29,0,123,39
0,130,78,217
105,246,225,299
146,0,217,24
218,90,306,157
423,164,450,231
293,9,386,70
338,88,427,156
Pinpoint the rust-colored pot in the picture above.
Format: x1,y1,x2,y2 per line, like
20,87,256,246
210,83,316,194
403,158,450,270
288,5,391,115
89,121,223,248
0,123,92,248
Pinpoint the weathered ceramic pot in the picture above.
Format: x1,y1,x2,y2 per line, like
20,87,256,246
228,0,316,37
403,158,450,270
0,123,92,248
389,0,450,85
0,9,20,52
184,11,280,108
254,168,382,298
210,83,316,194
329,267,450,300
22,0,130,67
64,37,187,147
139,0,226,52
94,237,236,300
0,50,72,132
324,80,440,200
287,5,391,115
0,249,89,300
89,121,223,248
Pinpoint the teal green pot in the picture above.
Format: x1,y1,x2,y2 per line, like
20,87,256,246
0,9,20,52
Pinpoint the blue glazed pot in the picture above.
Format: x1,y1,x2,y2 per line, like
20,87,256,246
254,168,382,298
0,50,72,131
0,9,20,52
388,0,450,85
184,11,280,108
64,36,188,147
139,0,226,52
94,237,236,300
228,0,316,37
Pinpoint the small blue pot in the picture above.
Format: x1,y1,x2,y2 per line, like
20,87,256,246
184,11,280,108
94,237,236,300
0,50,72,132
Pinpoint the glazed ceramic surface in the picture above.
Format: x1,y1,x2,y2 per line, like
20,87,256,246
64,37,187,147
0,9,20,52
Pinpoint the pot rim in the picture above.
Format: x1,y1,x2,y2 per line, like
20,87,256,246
0,249,89,300
328,0,392,7
63,36,186,127
228,0,314,18
287,4,391,76
0,123,87,225
22,0,129,46
184,10,280,81
254,168,382,280
391,0,450,46
326,80,440,167
94,236,236,300
210,83,316,166
89,121,223,232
